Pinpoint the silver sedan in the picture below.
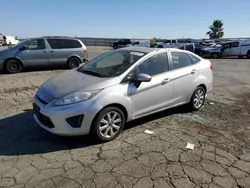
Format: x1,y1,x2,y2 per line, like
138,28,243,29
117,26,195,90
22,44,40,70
33,46,213,142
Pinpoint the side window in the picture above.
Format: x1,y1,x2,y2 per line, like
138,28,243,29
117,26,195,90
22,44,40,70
137,53,169,76
47,39,82,49
47,39,61,49
232,42,239,48
172,40,177,44
188,53,201,64
171,52,193,70
25,39,45,50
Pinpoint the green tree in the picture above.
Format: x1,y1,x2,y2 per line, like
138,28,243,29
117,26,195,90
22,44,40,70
206,20,224,39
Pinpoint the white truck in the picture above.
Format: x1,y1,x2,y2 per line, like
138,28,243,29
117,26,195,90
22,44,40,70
200,39,250,59
3,36,19,46
155,38,195,48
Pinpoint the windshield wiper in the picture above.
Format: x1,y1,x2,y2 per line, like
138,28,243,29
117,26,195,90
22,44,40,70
80,70,103,77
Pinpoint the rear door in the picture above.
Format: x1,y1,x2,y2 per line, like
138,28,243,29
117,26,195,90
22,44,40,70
16,39,49,67
46,38,83,66
169,51,200,104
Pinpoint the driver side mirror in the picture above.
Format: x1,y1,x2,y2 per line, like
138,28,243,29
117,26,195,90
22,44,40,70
19,46,27,51
136,73,152,82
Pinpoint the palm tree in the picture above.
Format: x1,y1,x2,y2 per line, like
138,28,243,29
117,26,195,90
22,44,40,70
206,20,224,39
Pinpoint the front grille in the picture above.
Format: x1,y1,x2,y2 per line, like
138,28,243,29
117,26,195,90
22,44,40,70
36,88,56,104
33,103,55,128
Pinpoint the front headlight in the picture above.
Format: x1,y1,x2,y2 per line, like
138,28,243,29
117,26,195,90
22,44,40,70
54,89,102,106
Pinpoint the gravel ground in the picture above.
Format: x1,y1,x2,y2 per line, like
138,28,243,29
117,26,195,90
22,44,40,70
0,46,250,188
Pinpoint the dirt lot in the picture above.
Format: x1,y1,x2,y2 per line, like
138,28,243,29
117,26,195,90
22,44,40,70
0,46,250,188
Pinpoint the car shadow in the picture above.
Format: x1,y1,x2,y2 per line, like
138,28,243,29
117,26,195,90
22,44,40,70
0,106,191,156
0,66,68,74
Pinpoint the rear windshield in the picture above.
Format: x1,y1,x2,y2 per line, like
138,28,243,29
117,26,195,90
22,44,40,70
78,49,147,77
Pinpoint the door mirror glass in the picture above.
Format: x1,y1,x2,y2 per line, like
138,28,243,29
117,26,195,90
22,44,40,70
136,73,152,82
19,46,27,51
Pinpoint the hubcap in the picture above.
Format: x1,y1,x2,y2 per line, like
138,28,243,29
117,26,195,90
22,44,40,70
99,111,122,138
70,59,78,67
10,63,18,71
193,89,205,109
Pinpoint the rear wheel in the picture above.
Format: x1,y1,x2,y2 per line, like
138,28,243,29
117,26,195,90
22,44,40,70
158,45,163,48
189,86,206,111
113,45,118,49
91,107,125,142
247,51,250,59
5,59,22,74
211,53,219,58
67,57,80,69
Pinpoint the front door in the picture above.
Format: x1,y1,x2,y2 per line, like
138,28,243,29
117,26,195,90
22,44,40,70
222,42,240,57
128,52,175,118
17,39,49,67
169,51,199,104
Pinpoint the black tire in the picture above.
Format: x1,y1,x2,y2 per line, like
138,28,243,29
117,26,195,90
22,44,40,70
158,45,163,48
67,57,80,69
91,107,125,142
238,56,243,59
189,86,206,111
113,45,118,49
211,53,219,58
5,59,22,74
247,51,250,59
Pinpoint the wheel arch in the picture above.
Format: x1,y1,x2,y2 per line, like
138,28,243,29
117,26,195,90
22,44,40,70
3,57,23,70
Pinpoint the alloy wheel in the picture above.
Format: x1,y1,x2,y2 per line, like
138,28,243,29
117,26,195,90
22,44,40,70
99,111,122,138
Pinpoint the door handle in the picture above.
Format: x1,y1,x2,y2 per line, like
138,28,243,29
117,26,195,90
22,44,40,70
41,51,46,54
162,78,171,84
191,69,197,74
49,50,54,53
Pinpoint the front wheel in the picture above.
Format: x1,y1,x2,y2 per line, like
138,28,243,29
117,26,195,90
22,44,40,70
5,59,22,74
211,53,219,58
189,86,206,111
91,107,125,142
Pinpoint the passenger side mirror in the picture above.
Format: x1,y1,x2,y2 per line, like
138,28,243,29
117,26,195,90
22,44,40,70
136,73,152,82
19,46,27,51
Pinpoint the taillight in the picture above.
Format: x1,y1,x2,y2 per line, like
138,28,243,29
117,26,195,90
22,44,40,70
210,63,213,70
83,49,87,53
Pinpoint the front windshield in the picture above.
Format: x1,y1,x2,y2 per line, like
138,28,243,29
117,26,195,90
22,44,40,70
78,49,147,78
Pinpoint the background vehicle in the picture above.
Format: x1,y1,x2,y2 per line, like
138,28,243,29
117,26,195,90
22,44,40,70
33,46,213,142
110,39,131,49
126,40,150,47
3,36,19,45
155,38,195,48
0,36,88,73
200,40,250,58
179,43,205,55
0,33,4,46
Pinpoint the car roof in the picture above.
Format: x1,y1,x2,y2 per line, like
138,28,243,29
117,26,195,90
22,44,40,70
27,36,80,40
120,46,162,53
120,46,193,54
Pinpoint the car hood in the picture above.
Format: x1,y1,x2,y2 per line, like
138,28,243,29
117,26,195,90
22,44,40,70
40,69,121,99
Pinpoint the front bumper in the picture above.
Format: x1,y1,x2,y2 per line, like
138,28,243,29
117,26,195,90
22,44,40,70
33,95,100,136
